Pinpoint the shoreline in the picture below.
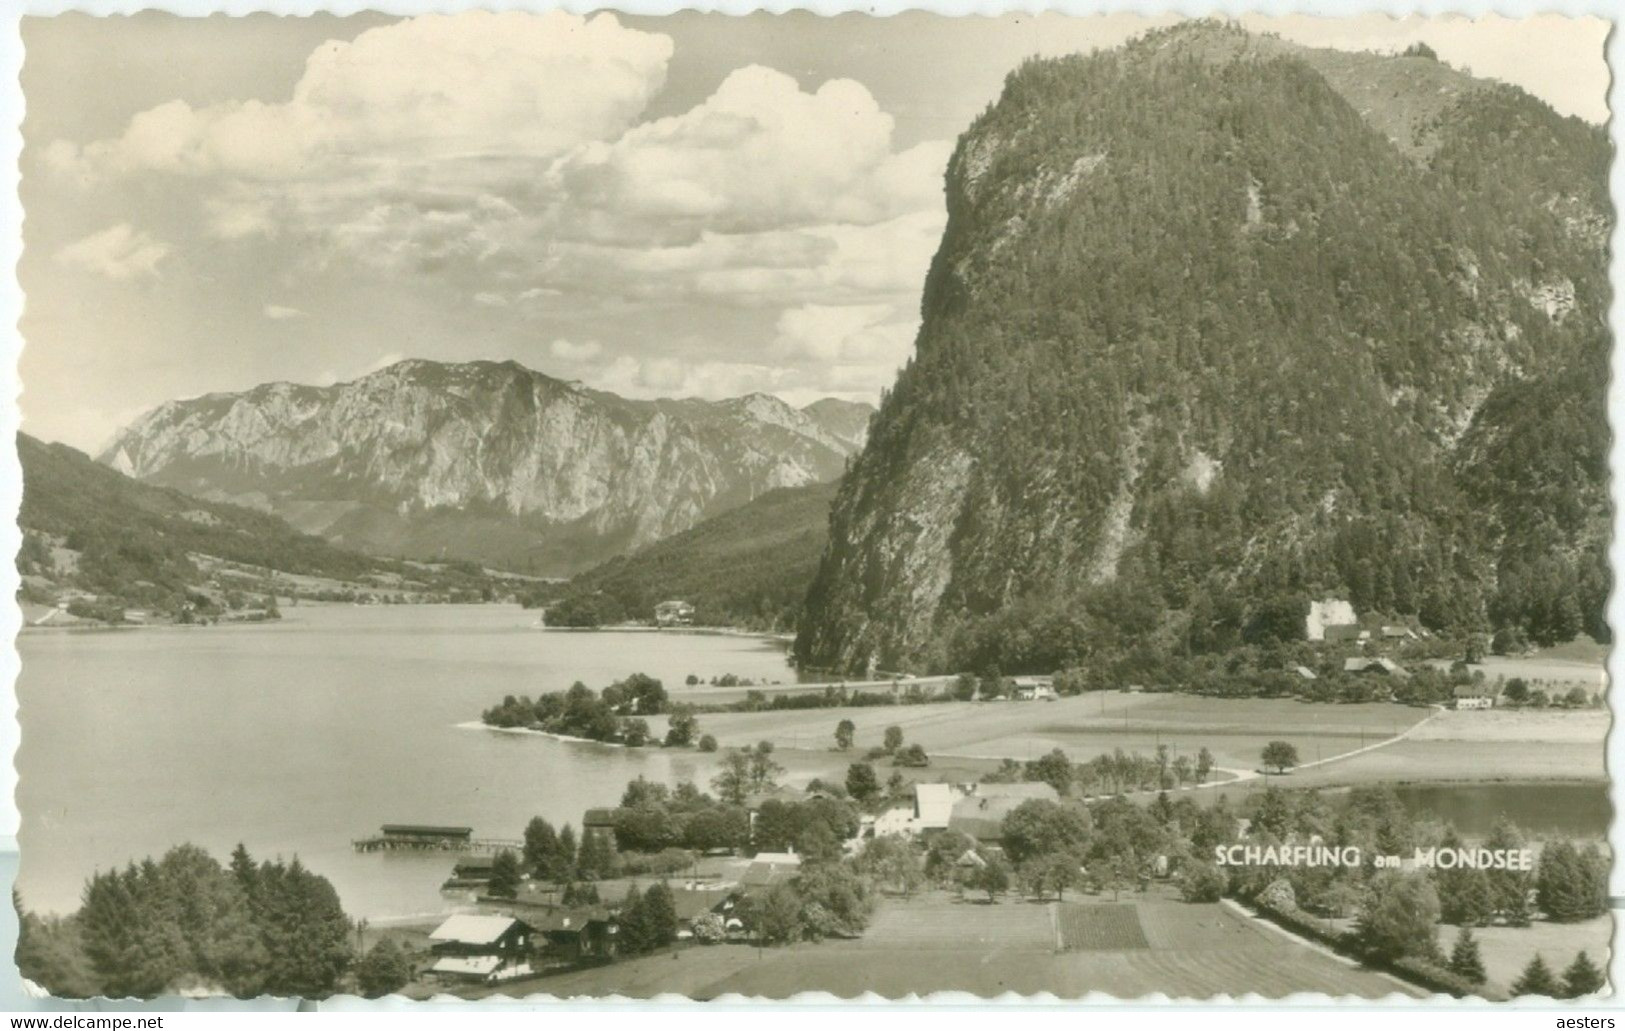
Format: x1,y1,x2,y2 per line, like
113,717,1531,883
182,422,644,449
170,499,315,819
527,622,794,644
18,618,276,634
455,720,627,749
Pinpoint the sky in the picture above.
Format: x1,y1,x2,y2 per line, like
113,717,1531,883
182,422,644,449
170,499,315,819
17,11,1610,452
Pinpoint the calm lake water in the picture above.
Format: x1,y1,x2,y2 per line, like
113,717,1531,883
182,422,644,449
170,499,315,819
17,605,797,919
1387,783,1611,840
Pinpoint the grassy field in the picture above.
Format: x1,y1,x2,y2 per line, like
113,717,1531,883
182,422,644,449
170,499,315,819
482,890,1422,999
700,692,1429,780
1469,658,1607,691
1288,709,1607,788
702,893,1419,998
1448,915,1613,997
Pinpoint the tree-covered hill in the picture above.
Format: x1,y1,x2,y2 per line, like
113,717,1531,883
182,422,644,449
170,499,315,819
796,23,1610,673
562,480,838,631
17,432,497,618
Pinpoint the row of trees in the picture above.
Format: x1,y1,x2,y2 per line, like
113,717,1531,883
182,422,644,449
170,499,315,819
17,844,363,999
1506,949,1606,998
981,744,1219,797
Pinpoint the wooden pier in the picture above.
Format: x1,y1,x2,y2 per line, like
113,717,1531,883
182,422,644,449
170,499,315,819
353,823,522,855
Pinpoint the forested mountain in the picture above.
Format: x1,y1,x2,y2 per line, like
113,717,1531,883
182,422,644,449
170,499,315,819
561,480,838,631
100,359,872,575
17,433,496,619
796,24,1610,673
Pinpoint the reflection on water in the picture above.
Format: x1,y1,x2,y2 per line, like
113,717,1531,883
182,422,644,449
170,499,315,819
1388,783,1610,840
17,605,795,918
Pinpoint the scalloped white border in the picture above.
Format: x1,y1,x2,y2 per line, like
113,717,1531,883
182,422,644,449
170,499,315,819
0,0,1615,1012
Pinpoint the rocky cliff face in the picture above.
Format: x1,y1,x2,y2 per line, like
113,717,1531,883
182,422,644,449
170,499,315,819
102,359,872,574
796,24,1610,672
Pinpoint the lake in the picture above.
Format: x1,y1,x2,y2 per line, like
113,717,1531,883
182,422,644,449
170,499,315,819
16,605,797,920
1387,783,1611,841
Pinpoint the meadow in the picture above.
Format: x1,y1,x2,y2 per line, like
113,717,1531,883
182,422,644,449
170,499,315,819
1288,708,1607,788
514,891,1422,999
698,692,1431,780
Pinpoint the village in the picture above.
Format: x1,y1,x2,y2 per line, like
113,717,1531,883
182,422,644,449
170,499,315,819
352,704,1608,1003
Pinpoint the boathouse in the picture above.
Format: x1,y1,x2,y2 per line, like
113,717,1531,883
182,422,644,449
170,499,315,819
383,824,472,845
582,809,618,851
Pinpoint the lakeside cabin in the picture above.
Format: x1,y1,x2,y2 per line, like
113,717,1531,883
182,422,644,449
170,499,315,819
655,600,695,627
427,914,536,984
442,854,497,889
582,809,618,851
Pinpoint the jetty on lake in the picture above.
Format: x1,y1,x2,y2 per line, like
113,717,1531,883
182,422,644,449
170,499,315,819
353,823,522,855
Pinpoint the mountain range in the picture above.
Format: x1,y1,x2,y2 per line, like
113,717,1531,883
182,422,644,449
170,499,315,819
795,24,1610,672
17,432,510,619
100,360,873,575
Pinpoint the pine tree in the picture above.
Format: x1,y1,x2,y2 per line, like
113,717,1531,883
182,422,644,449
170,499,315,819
1447,926,1486,986
1484,818,1533,924
1537,839,1579,920
1511,954,1559,997
1577,843,1609,918
522,818,560,879
1536,840,1603,922
487,850,521,899
253,856,354,998
1562,951,1606,998
229,843,258,898
577,830,615,880
640,882,679,951
557,824,578,880
353,939,412,998
617,885,648,953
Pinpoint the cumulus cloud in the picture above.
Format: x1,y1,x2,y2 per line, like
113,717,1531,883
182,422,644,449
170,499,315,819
51,12,674,182
55,223,170,280
533,209,945,311
552,66,950,238
263,304,305,320
206,195,277,239
47,11,948,408
550,339,602,362
769,303,919,400
589,355,799,401
774,304,917,364
51,14,950,314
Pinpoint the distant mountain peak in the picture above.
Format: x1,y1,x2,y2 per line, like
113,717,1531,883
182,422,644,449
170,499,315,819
98,361,872,576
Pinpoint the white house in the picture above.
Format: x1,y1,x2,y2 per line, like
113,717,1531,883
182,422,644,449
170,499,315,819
1012,676,1059,701
654,600,695,626
1453,683,1500,710
1305,598,1358,641
427,915,536,983
913,783,957,832
870,805,916,837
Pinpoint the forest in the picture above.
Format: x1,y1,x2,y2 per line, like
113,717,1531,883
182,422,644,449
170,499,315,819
17,433,504,619
15,844,361,999
796,23,1610,674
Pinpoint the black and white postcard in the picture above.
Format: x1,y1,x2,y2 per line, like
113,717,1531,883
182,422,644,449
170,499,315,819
9,9,1614,1002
